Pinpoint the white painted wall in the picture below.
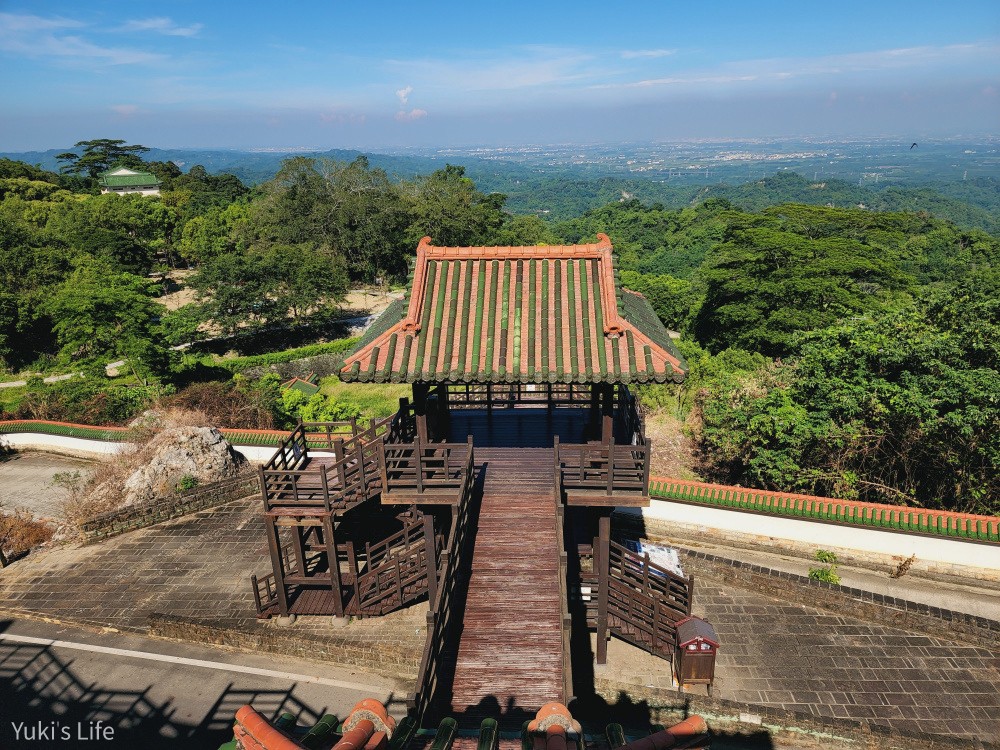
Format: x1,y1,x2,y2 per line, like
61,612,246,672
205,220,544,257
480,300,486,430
620,500,1000,573
3,433,276,463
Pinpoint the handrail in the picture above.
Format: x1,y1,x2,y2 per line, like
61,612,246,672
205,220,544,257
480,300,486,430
407,445,475,723
555,438,650,498
649,476,1000,544
555,503,573,703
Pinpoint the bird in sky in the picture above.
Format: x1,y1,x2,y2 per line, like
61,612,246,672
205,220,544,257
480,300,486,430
910,143,918,149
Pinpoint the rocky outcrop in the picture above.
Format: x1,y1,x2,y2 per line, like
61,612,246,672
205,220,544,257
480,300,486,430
120,426,247,505
83,425,247,509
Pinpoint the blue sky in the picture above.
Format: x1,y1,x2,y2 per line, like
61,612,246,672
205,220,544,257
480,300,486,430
1,1,998,150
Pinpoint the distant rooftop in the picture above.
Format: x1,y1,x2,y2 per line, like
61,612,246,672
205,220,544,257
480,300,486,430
98,166,161,188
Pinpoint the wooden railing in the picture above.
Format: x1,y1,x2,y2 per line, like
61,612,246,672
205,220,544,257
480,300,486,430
259,414,402,512
445,383,593,408
555,437,651,501
354,511,442,615
407,446,476,723
555,503,573,703
380,436,474,497
580,540,693,661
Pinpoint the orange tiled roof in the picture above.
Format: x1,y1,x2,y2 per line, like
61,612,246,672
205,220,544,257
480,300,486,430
340,235,687,384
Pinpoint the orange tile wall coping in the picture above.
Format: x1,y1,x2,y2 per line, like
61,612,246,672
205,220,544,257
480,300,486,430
649,475,1000,524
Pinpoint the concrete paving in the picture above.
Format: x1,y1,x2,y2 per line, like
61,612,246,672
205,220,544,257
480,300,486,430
0,451,95,519
1,496,999,745
673,535,1000,621
0,616,407,749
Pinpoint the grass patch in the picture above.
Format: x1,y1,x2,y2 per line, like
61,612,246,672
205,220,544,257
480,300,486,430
319,378,411,420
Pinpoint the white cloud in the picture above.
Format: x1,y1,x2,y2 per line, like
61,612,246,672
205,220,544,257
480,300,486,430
0,12,83,32
396,85,413,105
395,108,427,122
384,47,599,93
0,12,167,66
620,49,676,59
595,41,999,92
119,17,203,37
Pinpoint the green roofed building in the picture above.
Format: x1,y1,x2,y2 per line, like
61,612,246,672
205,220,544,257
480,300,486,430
98,166,161,196
341,234,687,385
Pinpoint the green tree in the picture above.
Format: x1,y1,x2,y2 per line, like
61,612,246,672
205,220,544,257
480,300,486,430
693,220,911,356
56,139,151,179
405,164,507,247
41,260,169,380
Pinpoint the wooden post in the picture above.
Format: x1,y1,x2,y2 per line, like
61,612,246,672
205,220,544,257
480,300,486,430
265,518,290,616
553,435,561,499
258,466,270,511
320,469,331,513
607,437,616,496
601,383,614,443
322,514,344,618
687,575,695,616
333,439,345,492
345,539,360,602
415,435,424,494
378,439,390,497
643,438,652,494
291,524,307,577
423,512,438,604
355,441,367,499
413,384,429,443
589,384,600,438
596,513,611,665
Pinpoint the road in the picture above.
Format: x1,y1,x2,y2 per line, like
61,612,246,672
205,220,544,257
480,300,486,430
0,616,408,749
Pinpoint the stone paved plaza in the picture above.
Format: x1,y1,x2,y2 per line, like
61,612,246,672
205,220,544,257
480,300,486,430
0,497,998,743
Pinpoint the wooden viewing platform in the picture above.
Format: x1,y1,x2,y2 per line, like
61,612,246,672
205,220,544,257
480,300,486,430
249,236,699,732
445,448,564,726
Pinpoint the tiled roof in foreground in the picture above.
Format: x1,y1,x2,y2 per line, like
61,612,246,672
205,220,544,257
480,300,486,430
340,234,687,384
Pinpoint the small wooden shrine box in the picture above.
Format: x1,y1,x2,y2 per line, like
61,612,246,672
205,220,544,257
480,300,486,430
674,616,719,693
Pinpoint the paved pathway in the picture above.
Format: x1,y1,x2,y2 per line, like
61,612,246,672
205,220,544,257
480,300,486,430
0,497,426,653
1,497,999,744
0,616,406,750
0,452,95,518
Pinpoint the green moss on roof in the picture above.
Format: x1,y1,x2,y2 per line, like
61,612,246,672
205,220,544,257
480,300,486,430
619,289,688,372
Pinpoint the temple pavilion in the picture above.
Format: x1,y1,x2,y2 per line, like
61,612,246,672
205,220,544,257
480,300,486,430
251,234,695,722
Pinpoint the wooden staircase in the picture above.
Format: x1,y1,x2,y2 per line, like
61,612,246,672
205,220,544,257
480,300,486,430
446,447,564,727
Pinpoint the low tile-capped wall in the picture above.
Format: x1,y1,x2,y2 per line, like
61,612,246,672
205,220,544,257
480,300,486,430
79,472,259,543
147,613,422,679
649,476,1000,543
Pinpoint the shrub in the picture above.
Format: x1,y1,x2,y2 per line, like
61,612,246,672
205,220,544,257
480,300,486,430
808,566,841,585
814,549,838,564
176,474,199,491
0,504,54,564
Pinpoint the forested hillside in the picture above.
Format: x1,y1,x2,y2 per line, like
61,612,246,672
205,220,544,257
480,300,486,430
1,145,996,514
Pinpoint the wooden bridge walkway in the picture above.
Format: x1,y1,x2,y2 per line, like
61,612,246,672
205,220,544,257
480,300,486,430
445,447,564,726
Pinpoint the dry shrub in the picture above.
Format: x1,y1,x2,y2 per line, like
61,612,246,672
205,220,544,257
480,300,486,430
159,381,276,430
0,505,54,563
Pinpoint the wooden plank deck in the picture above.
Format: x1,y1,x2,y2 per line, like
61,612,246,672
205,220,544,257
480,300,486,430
445,447,564,727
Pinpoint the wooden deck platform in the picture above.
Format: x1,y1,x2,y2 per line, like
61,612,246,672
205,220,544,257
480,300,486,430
444,447,564,727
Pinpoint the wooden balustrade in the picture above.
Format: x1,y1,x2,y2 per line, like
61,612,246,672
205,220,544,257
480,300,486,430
578,540,693,662
445,382,594,409
379,435,474,505
554,436,651,506
407,446,476,723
